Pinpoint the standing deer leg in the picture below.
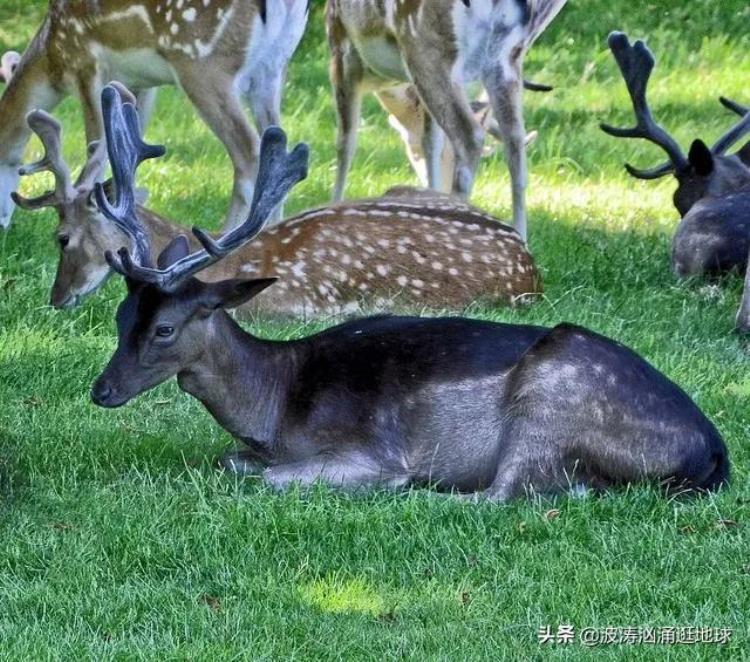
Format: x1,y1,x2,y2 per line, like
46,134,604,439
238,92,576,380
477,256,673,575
402,50,484,199
736,249,750,334
239,67,286,224
422,111,447,192
377,85,429,186
331,38,364,201
174,65,260,231
483,58,528,241
135,88,158,132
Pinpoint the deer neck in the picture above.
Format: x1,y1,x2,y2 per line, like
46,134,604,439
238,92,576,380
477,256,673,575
176,311,299,446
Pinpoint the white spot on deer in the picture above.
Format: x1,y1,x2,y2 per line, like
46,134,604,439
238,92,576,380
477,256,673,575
412,251,426,265
397,245,407,255
165,9,173,21
353,260,364,269
449,268,459,276
291,261,306,278
203,0,211,5
424,234,435,243
461,253,473,263
363,245,375,255
396,275,408,288
183,8,197,22
413,279,424,289
376,264,389,276
195,4,235,57
358,283,368,292
176,0,184,8
341,254,352,266
377,238,390,248
432,261,443,271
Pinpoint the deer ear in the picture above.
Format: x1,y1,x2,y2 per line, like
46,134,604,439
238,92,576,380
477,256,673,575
157,235,190,269
688,139,715,176
200,278,277,312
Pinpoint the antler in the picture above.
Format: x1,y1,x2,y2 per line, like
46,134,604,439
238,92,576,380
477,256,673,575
97,88,309,291
712,97,750,155
0,51,19,84
11,110,76,209
600,32,689,180
94,85,165,267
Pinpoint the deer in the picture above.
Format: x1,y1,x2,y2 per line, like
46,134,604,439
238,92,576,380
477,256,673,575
601,32,750,332
90,85,729,499
327,0,569,242
0,0,309,231
15,85,540,315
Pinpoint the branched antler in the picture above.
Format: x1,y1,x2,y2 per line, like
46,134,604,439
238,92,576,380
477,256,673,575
97,86,309,291
94,85,165,267
713,97,750,155
11,110,76,209
600,32,689,179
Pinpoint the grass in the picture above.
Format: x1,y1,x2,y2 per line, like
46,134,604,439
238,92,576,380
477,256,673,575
1,0,749,658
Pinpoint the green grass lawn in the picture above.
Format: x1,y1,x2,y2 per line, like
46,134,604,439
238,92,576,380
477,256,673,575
1,0,749,658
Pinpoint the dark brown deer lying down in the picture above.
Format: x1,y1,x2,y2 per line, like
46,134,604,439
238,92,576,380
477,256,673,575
90,87,728,499
601,32,750,333
15,87,539,316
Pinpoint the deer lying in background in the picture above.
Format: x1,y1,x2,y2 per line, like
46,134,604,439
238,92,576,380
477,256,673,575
327,0,568,241
379,83,547,192
90,87,729,499
0,0,308,230
16,87,539,315
601,32,750,331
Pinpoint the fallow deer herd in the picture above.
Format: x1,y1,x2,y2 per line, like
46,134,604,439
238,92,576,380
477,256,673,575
0,1,744,499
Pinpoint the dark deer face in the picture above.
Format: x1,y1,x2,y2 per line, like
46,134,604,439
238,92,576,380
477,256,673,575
671,139,750,216
601,33,750,217
88,85,306,408
92,238,276,408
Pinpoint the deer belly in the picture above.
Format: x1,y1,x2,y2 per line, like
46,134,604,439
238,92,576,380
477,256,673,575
89,44,176,88
355,36,409,82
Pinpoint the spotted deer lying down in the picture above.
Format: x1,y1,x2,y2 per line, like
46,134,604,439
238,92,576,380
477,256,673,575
16,88,540,316
91,89,728,499
601,33,750,332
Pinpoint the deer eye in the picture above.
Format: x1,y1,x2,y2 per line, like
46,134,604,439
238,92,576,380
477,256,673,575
155,324,175,338
58,233,70,249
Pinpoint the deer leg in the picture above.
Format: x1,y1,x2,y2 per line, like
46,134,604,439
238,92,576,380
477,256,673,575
331,39,364,201
402,54,484,199
422,111,447,192
135,88,158,132
173,65,260,231
376,85,429,187
737,249,750,334
239,68,286,225
483,62,528,241
219,448,267,476
263,452,409,491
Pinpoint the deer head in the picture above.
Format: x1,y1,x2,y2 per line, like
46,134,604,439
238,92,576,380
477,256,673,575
601,32,750,216
14,84,154,308
91,85,308,408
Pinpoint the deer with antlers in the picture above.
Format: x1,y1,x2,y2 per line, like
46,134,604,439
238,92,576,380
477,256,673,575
601,32,750,332
90,85,728,498
16,85,540,314
0,0,308,231
327,0,568,242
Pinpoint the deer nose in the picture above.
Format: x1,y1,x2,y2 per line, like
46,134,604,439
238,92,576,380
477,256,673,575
91,381,113,407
